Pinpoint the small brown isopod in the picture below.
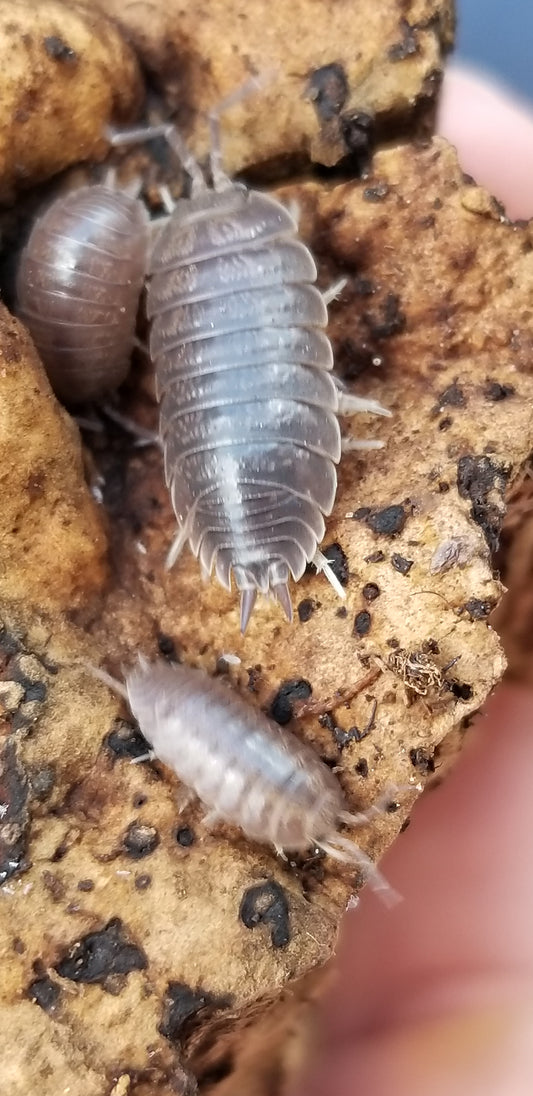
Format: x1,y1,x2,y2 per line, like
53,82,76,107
16,175,150,405
92,655,396,901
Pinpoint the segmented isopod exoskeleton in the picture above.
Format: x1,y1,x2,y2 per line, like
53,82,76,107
92,655,394,900
109,82,390,630
16,176,150,404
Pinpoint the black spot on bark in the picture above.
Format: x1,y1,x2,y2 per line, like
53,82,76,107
297,598,317,623
363,182,389,202
106,720,151,761
239,880,291,948
319,710,374,748
43,35,77,63
462,597,495,620
449,681,473,701
431,381,466,417
28,764,55,801
160,981,228,1043
0,628,22,657
353,610,371,636
364,549,385,563
176,826,195,847
388,19,420,60
355,757,369,777
483,380,515,402
122,822,159,859
391,553,413,574
457,454,511,553
27,976,61,1013
17,678,47,702
0,740,29,885
135,873,152,891
362,582,380,601
340,110,374,161
308,62,348,121
55,918,147,985
269,680,312,725
335,337,383,382
157,632,179,661
409,747,435,773
367,504,408,536
320,542,349,585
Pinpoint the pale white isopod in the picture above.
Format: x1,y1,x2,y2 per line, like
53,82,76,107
92,656,397,902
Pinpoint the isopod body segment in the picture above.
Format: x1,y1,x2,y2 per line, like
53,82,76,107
17,183,150,404
149,183,344,630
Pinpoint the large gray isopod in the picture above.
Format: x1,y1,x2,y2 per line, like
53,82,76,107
109,84,389,629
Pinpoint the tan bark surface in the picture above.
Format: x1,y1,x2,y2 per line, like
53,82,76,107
2,2,533,1095
0,0,143,203
94,0,454,171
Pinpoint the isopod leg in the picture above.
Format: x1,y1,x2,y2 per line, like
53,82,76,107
339,783,417,828
335,379,391,418
105,121,206,196
322,277,347,306
101,403,161,449
312,549,346,601
166,522,190,570
157,184,176,213
102,166,117,190
208,73,270,191
317,836,400,907
82,661,129,702
130,750,156,765
201,809,221,830
175,787,196,814
341,437,385,452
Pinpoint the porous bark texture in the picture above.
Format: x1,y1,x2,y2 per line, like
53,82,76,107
0,0,143,204
3,1,533,1095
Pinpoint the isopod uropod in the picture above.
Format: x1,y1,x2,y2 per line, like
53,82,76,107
93,656,393,900
16,176,150,404
109,82,390,631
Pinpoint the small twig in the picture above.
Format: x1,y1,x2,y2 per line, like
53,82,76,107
292,666,382,718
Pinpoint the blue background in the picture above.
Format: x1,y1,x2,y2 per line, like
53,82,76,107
457,0,533,102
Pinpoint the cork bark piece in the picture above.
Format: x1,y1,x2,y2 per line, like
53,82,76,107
0,305,108,612
3,130,533,1094
0,0,143,203
93,0,454,172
